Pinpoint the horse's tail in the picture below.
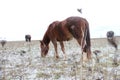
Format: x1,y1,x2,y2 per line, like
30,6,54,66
86,21,91,47
83,20,91,59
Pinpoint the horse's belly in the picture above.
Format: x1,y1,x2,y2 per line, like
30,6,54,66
56,27,73,41
56,33,73,41
62,32,73,41
62,28,73,41
66,33,73,40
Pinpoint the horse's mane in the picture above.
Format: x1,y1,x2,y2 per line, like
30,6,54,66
42,21,60,44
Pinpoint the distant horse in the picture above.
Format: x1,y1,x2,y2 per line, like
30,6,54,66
25,35,31,42
106,31,117,50
40,16,91,60
0,40,7,47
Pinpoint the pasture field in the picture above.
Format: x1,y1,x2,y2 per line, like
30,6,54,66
0,37,120,80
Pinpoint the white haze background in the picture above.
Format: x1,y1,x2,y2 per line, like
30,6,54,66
0,0,120,41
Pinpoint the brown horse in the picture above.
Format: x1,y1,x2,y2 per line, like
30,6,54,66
40,16,91,60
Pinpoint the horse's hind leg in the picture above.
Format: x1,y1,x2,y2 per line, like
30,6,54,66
76,37,88,62
60,41,66,60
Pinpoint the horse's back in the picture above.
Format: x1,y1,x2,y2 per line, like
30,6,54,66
66,16,87,23
47,16,89,41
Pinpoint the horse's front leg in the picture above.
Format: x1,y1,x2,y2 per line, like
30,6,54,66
52,40,59,59
60,41,66,60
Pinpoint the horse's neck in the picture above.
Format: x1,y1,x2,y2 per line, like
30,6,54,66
43,33,50,45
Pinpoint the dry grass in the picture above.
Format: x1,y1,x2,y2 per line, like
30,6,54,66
0,37,120,80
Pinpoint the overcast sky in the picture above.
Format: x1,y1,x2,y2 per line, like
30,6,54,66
0,0,120,41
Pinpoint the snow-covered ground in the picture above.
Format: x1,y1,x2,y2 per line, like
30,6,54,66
0,37,120,80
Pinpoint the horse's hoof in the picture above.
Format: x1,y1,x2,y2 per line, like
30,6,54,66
56,56,59,59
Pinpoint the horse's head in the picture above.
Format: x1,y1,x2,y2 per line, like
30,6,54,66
40,40,49,57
